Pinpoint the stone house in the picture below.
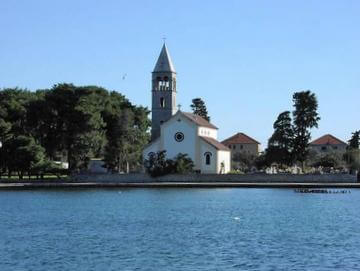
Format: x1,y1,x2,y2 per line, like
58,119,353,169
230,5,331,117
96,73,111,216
221,132,261,157
309,134,348,154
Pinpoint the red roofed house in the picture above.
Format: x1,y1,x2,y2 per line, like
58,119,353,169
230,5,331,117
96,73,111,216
309,134,348,154
221,132,261,157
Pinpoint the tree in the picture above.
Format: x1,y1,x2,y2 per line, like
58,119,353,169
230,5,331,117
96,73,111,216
292,91,320,168
344,130,360,174
0,85,151,176
172,153,195,174
40,84,107,170
311,153,343,169
6,136,45,179
190,98,210,121
254,153,269,170
348,131,360,150
144,151,194,177
232,152,256,172
266,111,294,167
103,91,150,173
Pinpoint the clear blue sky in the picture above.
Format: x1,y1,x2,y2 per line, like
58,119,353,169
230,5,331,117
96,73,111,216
1,0,359,147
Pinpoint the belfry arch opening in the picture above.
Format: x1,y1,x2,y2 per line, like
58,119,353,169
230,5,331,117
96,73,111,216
156,76,170,91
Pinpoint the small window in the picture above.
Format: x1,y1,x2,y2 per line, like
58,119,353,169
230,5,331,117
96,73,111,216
240,145,243,150
204,152,212,165
321,146,327,151
206,154,211,165
160,97,165,108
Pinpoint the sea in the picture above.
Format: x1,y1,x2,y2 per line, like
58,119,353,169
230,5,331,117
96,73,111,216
1,188,359,271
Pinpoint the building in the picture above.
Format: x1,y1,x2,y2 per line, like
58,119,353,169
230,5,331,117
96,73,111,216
309,134,348,154
143,44,231,174
221,132,261,157
151,43,177,141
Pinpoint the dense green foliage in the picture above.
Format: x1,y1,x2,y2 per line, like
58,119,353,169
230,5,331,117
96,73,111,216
263,91,320,169
292,91,320,166
144,150,194,177
0,84,150,178
311,153,342,169
348,131,360,150
266,111,294,167
190,98,210,121
344,130,360,173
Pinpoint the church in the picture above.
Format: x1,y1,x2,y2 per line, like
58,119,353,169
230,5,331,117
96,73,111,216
143,44,231,174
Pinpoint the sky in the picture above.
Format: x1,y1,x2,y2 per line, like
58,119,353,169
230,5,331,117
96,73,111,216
1,0,359,147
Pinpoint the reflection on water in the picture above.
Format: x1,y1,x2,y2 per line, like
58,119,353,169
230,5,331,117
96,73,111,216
1,189,360,270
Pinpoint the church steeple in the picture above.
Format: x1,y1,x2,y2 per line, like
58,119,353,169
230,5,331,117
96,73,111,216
153,43,176,73
151,43,177,140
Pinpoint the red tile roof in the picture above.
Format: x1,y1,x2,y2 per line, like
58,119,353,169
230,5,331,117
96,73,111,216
310,134,347,145
200,136,230,151
182,112,218,129
221,132,260,145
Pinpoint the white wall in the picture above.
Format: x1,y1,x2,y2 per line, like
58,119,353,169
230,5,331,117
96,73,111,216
162,115,197,162
217,150,231,174
198,127,217,139
199,140,217,173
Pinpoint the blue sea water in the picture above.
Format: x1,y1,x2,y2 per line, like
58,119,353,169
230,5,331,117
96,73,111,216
0,188,360,271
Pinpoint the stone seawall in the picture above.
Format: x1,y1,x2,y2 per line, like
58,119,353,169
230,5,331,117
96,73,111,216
71,173,357,183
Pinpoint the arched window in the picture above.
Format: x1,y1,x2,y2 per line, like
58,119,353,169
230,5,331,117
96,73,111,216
163,76,170,90
160,97,165,108
204,152,212,165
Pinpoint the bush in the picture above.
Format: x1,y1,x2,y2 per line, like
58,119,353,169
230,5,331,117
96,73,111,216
144,151,194,177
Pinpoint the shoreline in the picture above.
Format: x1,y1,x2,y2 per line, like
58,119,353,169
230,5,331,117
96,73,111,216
0,182,360,189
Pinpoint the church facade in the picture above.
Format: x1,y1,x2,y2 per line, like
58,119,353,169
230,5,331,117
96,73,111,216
143,44,231,174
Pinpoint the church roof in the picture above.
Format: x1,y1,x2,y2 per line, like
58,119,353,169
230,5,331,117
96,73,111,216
310,134,347,145
200,136,230,151
153,43,176,73
222,132,260,145
182,112,218,129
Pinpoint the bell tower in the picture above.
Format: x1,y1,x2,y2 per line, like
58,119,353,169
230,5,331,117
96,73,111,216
151,43,177,140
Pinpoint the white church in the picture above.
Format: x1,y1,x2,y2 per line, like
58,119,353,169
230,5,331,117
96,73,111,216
143,44,231,174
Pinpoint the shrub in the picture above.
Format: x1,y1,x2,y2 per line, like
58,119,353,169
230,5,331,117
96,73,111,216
144,151,194,177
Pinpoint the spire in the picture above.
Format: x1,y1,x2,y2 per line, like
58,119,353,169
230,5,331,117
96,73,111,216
153,43,176,73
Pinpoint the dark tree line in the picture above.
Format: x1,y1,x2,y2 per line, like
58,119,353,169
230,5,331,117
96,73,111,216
0,84,150,178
